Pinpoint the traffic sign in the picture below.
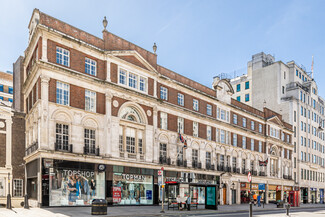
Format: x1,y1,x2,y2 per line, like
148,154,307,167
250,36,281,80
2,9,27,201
161,167,164,171
158,170,163,176
247,172,252,182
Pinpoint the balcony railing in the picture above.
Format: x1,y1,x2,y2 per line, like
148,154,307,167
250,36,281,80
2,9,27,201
283,175,288,179
84,146,100,156
159,156,171,165
25,141,38,156
253,170,257,176
192,161,202,169
259,171,266,176
55,142,73,153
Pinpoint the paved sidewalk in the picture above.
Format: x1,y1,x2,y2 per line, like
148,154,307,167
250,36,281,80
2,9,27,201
0,203,324,217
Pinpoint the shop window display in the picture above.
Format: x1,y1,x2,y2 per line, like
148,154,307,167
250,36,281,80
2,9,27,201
49,168,105,206
113,173,153,205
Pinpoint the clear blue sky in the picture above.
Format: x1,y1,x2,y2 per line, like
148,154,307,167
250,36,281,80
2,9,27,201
1,0,324,95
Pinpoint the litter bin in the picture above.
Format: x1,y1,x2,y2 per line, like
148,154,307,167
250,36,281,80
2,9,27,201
91,199,107,215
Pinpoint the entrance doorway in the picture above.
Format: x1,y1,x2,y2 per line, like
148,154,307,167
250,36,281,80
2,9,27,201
232,189,236,204
223,186,227,205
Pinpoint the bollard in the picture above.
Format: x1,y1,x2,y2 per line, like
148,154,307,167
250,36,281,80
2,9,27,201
6,193,12,209
249,201,253,217
24,194,29,209
285,203,290,216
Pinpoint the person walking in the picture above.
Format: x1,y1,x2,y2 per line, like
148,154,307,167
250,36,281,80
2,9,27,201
257,194,261,207
253,193,257,206
186,194,191,211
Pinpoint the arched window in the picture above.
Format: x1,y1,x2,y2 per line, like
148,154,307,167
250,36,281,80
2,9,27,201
119,106,145,159
120,106,143,123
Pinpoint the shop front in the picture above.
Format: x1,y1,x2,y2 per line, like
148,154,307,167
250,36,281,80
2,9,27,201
320,189,324,204
43,159,106,206
240,183,259,204
310,188,317,203
164,172,216,206
301,187,308,204
112,173,153,205
268,185,282,203
283,186,292,202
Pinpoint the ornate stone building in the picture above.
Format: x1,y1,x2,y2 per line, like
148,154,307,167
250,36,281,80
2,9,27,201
19,9,294,207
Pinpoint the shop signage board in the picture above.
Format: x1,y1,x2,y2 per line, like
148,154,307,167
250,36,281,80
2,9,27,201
146,190,152,200
258,183,265,191
283,186,292,191
112,187,121,203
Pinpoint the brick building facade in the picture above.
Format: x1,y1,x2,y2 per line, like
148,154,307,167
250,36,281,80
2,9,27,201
0,103,25,207
19,9,295,207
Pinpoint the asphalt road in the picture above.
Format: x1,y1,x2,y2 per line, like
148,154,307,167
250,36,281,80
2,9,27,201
185,207,325,217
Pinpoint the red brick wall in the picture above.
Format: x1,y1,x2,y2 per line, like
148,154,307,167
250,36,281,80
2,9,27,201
49,79,56,103
0,133,6,167
168,114,177,132
157,111,161,129
40,12,104,48
97,93,106,115
47,39,106,79
110,63,118,83
70,85,85,110
148,78,154,96
103,31,157,69
237,134,242,148
139,104,153,125
211,127,216,141
12,112,26,182
38,77,41,99
184,119,193,136
111,97,128,116
117,56,148,71
199,123,206,139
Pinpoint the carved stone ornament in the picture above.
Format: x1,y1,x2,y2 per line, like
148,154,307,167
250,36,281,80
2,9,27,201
0,121,4,128
113,100,119,108
147,110,152,117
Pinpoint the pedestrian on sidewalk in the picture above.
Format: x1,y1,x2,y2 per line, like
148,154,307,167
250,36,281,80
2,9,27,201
257,194,261,207
177,195,182,210
253,193,257,206
186,194,191,211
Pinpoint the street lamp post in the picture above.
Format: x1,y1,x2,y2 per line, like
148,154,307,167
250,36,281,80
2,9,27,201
6,172,11,209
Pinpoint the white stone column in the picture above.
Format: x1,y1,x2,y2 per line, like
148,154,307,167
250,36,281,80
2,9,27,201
5,119,12,169
40,75,50,149
152,106,158,163
41,35,48,62
227,183,231,205
105,91,112,156
237,183,240,205
154,80,157,97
